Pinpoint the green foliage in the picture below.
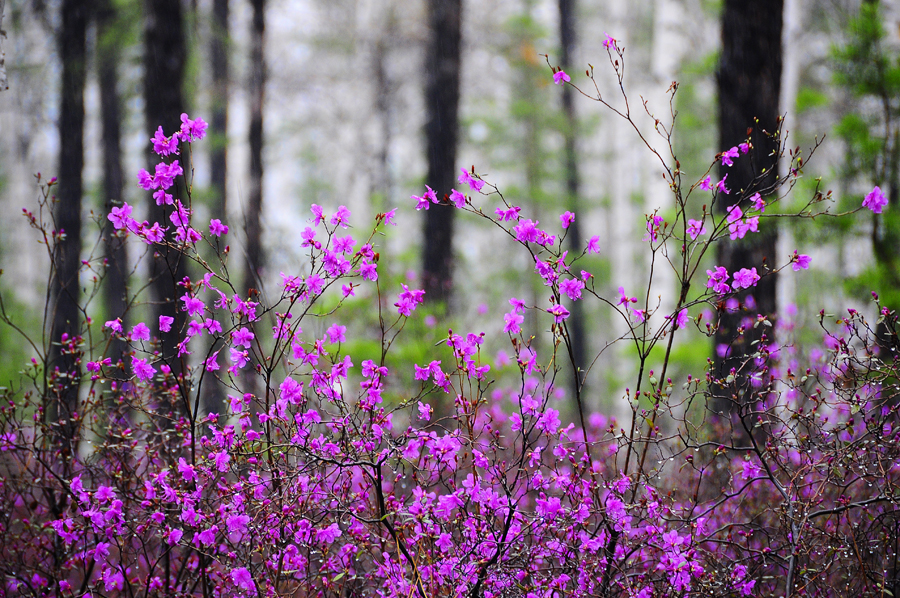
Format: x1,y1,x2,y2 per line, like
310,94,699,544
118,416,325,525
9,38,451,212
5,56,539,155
0,282,41,389
829,2,900,310
672,52,718,194
832,3,900,99
795,86,829,115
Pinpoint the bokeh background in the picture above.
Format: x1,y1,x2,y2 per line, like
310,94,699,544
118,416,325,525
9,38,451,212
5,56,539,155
0,0,896,418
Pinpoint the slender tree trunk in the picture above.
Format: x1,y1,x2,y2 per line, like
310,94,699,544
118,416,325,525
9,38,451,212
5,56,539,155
210,0,228,224
0,0,8,92
200,0,230,416
49,0,87,444
559,0,585,400
97,0,128,373
713,0,783,418
243,0,265,295
144,0,188,381
421,0,462,306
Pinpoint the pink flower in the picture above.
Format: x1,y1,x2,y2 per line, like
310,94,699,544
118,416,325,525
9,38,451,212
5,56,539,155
553,70,571,85
178,113,208,141
311,204,324,226
716,174,730,194
548,304,570,323
232,327,255,349
159,315,174,332
720,146,740,167
132,358,156,382
863,185,888,214
231,567,254,592
449,189,466,208
331,205,351,228
675,307,689,329
504,311,524,334
603,33,617,50
560,278,584,301
732,267,760,290
131,322,150,342
459,168,485,192
108,203,133,230
209,219,228,237
559,211,575,229
212,450,230,472
751,192,766,211
699,176,712,191
326,324,346,343
586,236,601,254
792,252,811,271
687,219,706,240
151,126,179,156
707,266,730,295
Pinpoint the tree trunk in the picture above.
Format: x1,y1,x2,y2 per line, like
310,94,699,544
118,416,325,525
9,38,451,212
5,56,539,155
558,0,585,401
243,0,265,295
421,0,462,306
0,0,8,91
49,0,87,443
144,0,188,381
210,0,228,224
97,0,128,374
713,0,783,418
201,0,230,416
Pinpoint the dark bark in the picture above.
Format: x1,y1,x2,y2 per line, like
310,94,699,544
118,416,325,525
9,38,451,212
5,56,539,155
559,0,585,400
243,0,265,295
202,0,229,415
97,0,128,372
421,0,462,305
48,0,87,442
210,0,228,222
144,0,188,376
713,0,783,417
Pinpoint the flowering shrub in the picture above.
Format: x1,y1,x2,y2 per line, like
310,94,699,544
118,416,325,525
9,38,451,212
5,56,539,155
1,41,899,598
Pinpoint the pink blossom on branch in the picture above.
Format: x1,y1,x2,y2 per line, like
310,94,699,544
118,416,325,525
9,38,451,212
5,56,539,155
553,70,571,85
863,185,888,213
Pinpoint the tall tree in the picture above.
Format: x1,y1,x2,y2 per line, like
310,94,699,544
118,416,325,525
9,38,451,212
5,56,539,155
144,0,188,377
243,0,265,295
0,0,7,91
48,0,88,443
713,0,783,417
209,0,229,225
558,0,585,400
97,0,128,373
421,0,462,305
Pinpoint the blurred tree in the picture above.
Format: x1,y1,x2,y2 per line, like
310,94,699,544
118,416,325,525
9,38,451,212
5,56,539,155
209,0,229,230
558,0,585,401
201,0,230,415
713,0,783,416
421,0,462,306
144,0,188,380
96,0,129,375
243,0,265,295
0,0,7,91
49,0,88,442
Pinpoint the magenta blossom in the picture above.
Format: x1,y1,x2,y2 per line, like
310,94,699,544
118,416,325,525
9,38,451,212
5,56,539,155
553,70,571,85
792,252,811,271
686,219,706,240
459,168,485,192
863,185,888,214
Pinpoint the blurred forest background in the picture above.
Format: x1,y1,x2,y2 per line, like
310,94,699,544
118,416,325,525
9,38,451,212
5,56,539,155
0,0,898,419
